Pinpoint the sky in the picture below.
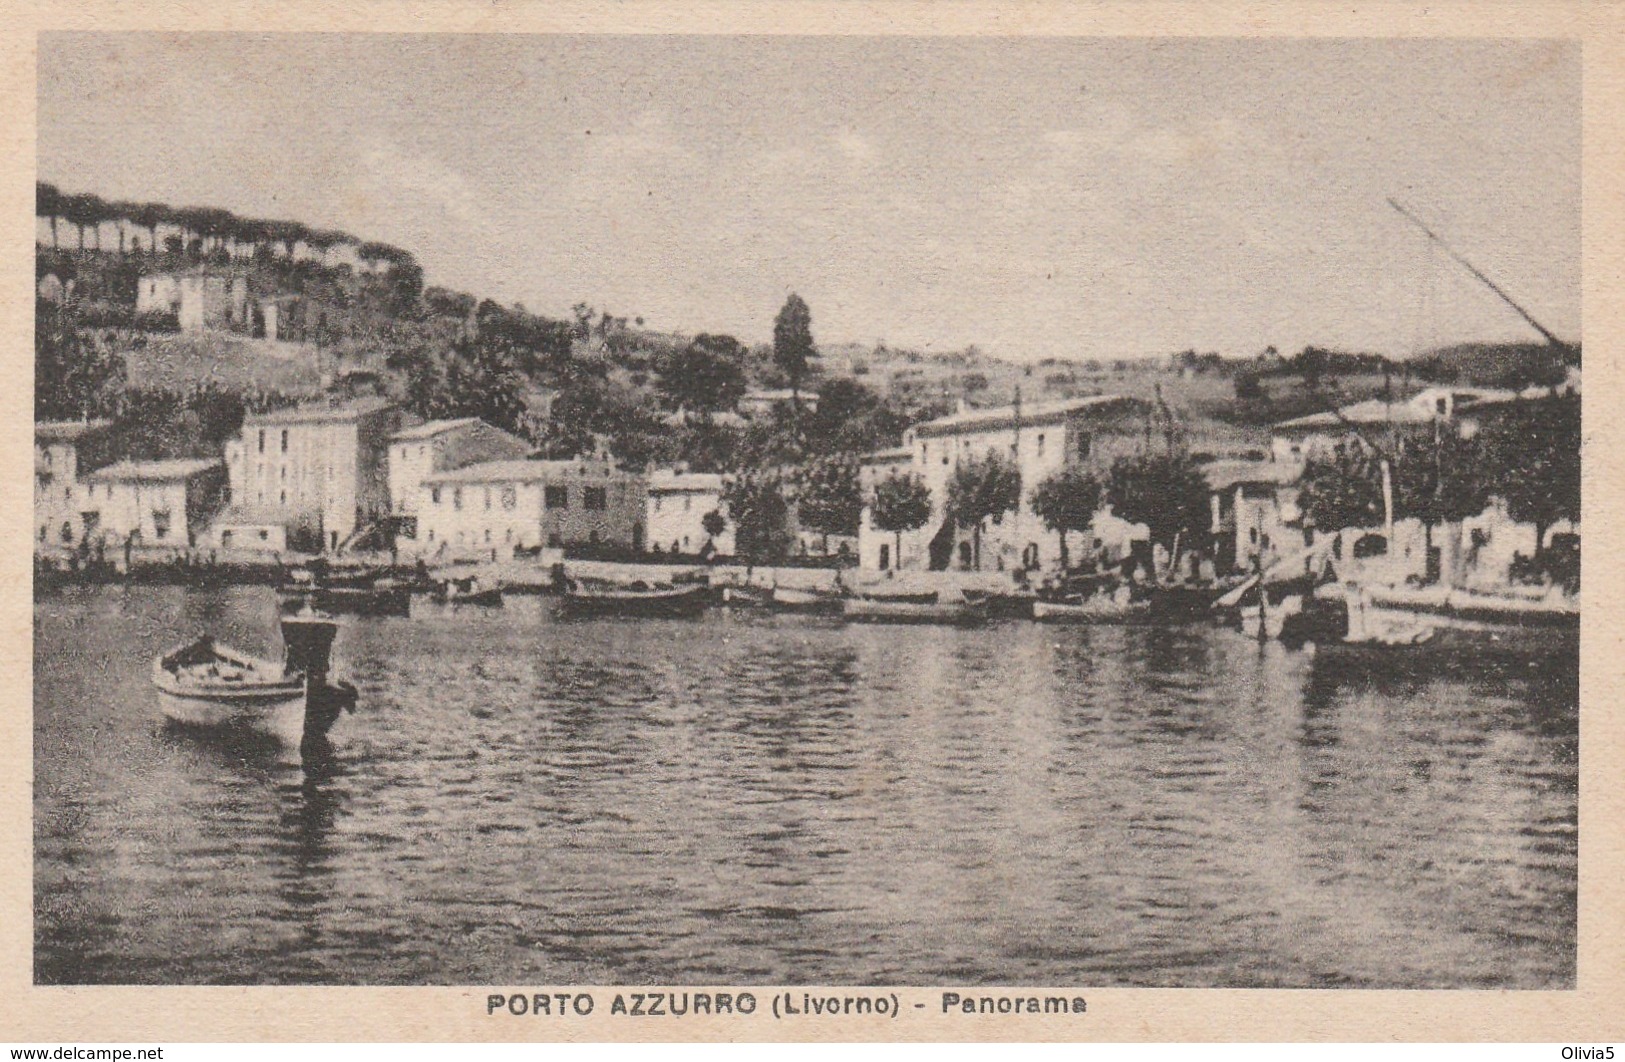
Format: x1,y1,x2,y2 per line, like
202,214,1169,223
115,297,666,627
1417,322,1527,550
37,34,1581,362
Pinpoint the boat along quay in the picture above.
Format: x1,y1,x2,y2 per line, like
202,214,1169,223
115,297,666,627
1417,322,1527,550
34,581,1576,987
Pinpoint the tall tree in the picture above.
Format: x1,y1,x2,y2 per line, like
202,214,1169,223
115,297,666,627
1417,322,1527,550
1029,466,1101,571
61,192,106,251
131,202,170,259
772,292,815,414
36,182,60,249
721,473,793,564
869,472,933,570
1390,428,1492,575
1105,450,1211,570
946,450,1022,569
794,456,863,551
1478,391,1581,556
1296,439,1387,540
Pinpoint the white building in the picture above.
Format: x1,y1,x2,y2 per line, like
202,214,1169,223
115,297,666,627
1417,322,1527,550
1270,386,1519,464
411,454,647,561
645,471,733,557
34,420,115,555
857,395,1150,573
81,458,226,553
386,418,532,534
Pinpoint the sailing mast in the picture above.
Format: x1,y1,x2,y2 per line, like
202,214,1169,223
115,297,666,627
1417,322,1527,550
1387,198,1577,361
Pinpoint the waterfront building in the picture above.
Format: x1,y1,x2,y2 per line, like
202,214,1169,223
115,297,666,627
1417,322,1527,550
412,453,647,560
386,418,532,545
645,470,732,557
1269,386,1519,463
1201,458,1306,576
857,395,1149,572
34,420,116,554
214,398,401,553
81,458,227,553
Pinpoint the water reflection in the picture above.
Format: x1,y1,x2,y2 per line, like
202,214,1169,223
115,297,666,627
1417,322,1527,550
35,586,1577,987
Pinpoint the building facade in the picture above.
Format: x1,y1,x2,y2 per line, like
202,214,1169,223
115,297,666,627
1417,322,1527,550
81,459,226,553
217,398,401,553
1270,386,1519,463
857,395,1149,572
387,418,532,527
136,270,252,333
412,454,647,560
645,471,733,557
34,420,116,554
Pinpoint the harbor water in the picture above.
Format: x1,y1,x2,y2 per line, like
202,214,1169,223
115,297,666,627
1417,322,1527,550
34,584,1577,986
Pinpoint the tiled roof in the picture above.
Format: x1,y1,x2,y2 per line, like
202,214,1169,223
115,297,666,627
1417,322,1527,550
36,420,112,443
243,397,394,426
911,395,1139,439
422,458,629,485
647,470,724,492
391,418,482,441
86,458,221,482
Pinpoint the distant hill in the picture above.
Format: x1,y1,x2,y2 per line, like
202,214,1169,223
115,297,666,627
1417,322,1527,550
1408,341,1575,390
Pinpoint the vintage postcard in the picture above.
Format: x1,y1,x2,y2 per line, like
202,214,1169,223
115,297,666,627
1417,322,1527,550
2,0,1621,1045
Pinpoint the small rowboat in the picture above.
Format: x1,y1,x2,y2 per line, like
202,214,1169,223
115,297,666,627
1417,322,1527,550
842,596,987,626
152,631,355,746
559,581,712,619
154,636,306,730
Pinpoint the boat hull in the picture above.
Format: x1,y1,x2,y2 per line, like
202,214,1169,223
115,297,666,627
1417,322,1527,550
842,598,987,625
1032,598,1151,623
559,585,712,619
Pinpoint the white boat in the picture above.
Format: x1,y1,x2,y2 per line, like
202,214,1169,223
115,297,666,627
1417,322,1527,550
152,618,355,746
153,635,307,739
1032,586,1148,623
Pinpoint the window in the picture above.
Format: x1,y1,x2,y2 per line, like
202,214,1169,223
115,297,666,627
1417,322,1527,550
279,490,286,505
419,446,426,457
431,487,441,505
484,529,492,543
1036,433,1045,457
584,487,607,511
258,530,269,541
1436,396,1448,416
280,429,289,453
152,510,172,539
428,530,435,542
683,496,691,512
545,485,569,509
453,488,463,510
654,496,663,512
501,486,516,510
280,466,286,480
258,429,265,454
1076,432,1091,460
484,488,492,511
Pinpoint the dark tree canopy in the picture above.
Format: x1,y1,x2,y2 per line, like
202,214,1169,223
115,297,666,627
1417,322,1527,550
1478,391,1581,551
1297,439,1387,536
1029,466,1101,570
946,451,1022,527
793,456,863,539
1105,450,1210,552
657,334,747,414
721,473,794,563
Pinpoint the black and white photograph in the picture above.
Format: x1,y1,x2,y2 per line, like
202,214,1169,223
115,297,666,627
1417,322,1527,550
28,30,1584,1001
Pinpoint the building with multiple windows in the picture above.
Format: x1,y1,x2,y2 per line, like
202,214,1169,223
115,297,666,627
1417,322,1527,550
411,454,646,560
216,398,401,553
386,418,532,545
645,471,732,557
857,395,1149,572
81,459,227,553
34,420,116,554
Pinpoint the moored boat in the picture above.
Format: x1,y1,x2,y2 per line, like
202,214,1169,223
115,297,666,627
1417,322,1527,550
559,581,712,618
769,585,845,614
152,618,356,748
842,595,987,626
1032,587,1150,623
280,584,413,617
